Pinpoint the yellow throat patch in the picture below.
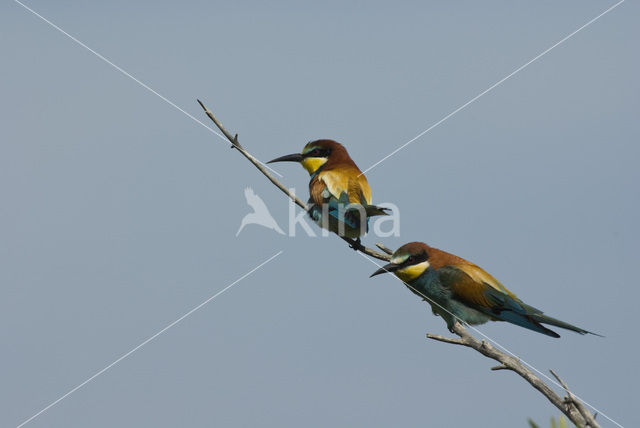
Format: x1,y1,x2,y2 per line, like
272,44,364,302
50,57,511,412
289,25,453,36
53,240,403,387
395,261,430,283
301,157,328,175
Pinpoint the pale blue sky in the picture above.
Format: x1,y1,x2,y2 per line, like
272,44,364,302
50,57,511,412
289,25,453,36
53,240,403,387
1,1,638,427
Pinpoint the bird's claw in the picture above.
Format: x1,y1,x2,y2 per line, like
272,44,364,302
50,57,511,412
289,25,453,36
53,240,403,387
349,238,361,250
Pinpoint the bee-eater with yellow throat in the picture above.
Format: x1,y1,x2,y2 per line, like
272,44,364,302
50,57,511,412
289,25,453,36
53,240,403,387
371,242,600,338
269,139,389,239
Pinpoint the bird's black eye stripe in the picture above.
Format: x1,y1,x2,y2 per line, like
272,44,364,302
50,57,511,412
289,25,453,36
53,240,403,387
306,148,329,157
403,252,427,265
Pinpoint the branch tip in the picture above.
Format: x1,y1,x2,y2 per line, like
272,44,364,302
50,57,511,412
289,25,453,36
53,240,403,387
376,243,394,255
491,364,510,371
426,333,465,345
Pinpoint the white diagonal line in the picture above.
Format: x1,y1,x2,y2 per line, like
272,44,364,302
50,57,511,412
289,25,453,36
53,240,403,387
359,252,624,428
16,250,283,428
360,0,624,176
12,0,283,178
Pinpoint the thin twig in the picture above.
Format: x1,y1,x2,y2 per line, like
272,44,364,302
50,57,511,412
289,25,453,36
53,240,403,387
426,322,600,428
197,99,392,262
376,242,394,255
550,369,600,428
425,333,465,345
490,364,510,371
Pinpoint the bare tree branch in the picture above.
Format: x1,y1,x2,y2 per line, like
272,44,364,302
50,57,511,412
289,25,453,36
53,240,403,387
427,322,600,428
198,99,602,427
196,100,392,262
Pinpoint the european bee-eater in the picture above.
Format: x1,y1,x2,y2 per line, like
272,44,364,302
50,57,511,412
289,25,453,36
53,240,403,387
370,242,599,338
268,139,389,238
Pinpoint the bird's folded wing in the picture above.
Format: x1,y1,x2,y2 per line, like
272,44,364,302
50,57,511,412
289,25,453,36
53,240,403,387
314,167,372,204
438,264,526,314
348,174,372,205
438,264,563,337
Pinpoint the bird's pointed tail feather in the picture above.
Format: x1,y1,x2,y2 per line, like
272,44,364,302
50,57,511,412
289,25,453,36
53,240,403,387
363,204,391,217
529,313,603,337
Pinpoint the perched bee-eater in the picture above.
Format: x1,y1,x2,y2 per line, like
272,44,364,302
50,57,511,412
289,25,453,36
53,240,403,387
268,139,389,239
370,242,599,338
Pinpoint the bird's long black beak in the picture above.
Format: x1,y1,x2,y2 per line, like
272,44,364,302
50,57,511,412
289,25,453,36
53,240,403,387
370,263,399,277
267,153,304,164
